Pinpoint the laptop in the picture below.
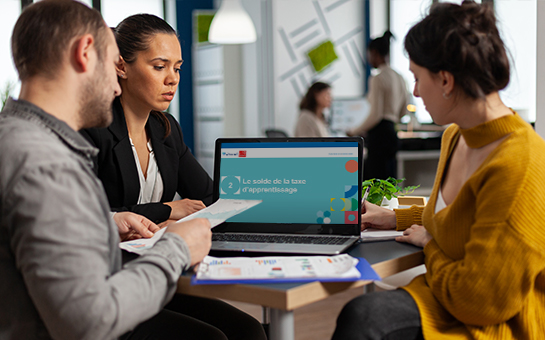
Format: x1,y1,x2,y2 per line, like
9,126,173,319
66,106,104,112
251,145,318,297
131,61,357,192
211,137,363,255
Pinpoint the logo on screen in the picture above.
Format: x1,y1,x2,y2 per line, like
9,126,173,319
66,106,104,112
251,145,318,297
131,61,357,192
239,150,247,157
220,176,241,195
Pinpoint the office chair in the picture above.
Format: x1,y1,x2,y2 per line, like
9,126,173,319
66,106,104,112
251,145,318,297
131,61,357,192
264,128,289,138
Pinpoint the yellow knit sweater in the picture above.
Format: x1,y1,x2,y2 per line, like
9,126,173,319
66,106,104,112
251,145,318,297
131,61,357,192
395,113,545,339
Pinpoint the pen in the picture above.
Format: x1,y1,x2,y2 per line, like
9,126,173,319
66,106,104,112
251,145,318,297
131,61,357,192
362,186,370,203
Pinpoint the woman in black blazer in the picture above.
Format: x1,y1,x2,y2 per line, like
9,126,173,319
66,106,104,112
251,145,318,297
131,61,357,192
81,97,213,224
81,19,213,225
81,14,266,340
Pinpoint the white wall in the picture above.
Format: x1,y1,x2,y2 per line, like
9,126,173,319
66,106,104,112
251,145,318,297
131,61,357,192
272,0,366,135
222,0,368,138
369,0,388,38
496,0,536,123
101,0,163,27
390,0,430,123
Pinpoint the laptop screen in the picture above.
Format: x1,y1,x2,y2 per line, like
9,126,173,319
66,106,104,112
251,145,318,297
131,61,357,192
213,138,363,236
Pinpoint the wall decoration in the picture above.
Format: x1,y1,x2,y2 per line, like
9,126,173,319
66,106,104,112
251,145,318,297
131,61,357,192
307,40,338,73
196,13,215,43
272,0,366,134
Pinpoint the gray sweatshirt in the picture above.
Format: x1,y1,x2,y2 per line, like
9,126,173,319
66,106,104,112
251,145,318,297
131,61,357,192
0,98,191,340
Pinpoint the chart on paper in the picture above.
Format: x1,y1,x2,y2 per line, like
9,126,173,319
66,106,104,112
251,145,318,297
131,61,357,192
119,199,262,254
196,254,361,281
178,198,262,228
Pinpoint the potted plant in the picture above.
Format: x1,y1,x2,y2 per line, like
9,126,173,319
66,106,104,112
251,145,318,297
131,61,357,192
362,177,419,206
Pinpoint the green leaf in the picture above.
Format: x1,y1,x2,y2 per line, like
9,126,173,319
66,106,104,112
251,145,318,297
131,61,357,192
1,81,15,111
398,184,420,196
383,182,396,191
362,180,374,187
367,193,383,205
362,177,420,202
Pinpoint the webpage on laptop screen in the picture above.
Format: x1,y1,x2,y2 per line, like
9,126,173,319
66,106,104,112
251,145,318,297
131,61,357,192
219,142,359,225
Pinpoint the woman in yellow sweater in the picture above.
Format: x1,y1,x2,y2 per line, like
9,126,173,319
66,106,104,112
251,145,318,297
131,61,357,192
332,2,545,340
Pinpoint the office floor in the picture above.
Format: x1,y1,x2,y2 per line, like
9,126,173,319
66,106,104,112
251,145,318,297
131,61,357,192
224,265,427,339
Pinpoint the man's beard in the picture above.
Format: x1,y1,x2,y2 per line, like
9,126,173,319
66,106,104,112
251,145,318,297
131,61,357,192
78,62,115,130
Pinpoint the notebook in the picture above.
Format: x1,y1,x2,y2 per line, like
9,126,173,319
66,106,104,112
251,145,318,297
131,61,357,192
211,137,363,255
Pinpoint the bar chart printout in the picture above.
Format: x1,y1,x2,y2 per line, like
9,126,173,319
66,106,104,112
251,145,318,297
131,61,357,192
195,254,362,281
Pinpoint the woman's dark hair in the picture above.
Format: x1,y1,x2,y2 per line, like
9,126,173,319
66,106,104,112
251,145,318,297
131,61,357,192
404,0,510,99
299,82,331,114
115,14,177,138
368,31,394,57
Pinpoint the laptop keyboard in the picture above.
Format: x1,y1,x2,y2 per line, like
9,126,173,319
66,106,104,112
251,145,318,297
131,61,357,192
212,233,351,245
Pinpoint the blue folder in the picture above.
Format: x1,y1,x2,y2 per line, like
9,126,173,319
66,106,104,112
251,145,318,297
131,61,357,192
190,257,381,285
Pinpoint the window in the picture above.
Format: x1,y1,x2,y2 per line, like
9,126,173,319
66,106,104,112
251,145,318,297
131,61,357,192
0,1,21,103
496,0,536,122
390,0,537,124
101,0,163,27
390,0,431,123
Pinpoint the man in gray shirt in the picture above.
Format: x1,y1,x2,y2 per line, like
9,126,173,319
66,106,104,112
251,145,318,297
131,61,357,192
0,1,212,339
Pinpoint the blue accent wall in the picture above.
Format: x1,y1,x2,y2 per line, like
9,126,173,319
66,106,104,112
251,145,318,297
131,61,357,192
364,0,371,95
176,0,214,152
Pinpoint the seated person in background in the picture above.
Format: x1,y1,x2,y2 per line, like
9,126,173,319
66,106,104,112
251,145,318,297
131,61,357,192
294,81,332,137
347,31,409,180
0,1,217,338
333,2,545,339
81,14,267,340
81,14,213,226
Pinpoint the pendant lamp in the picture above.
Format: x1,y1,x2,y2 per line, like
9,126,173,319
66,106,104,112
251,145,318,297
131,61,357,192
208,0,257,44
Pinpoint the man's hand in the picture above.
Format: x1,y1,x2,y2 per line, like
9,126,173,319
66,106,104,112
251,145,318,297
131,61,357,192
166,218,211,266
164,199,206,220
360,201,397,231
395,224,432,248
113,212,160,241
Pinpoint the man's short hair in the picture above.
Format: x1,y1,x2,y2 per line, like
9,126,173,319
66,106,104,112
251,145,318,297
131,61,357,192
11,0,108,81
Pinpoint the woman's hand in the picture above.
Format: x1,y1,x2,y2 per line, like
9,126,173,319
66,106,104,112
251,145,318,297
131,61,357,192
360,201,397,231
164,199,206,220
395,224,432,248
114,212,160,242
157,218,178,229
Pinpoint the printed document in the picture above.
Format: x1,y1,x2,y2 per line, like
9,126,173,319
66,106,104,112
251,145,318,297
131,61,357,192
195,254,361,281
360,228,403,242
119,199,262,254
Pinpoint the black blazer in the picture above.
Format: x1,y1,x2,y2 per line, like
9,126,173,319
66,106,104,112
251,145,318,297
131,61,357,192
80,98,213,223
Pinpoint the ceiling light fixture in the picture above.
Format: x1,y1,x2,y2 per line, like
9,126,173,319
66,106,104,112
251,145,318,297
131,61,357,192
208,0,257,44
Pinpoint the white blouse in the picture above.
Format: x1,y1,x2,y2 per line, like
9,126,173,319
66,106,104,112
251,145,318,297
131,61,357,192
130,138,164,204
294,110,330,137
435,187,448,213
349,65,409,136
